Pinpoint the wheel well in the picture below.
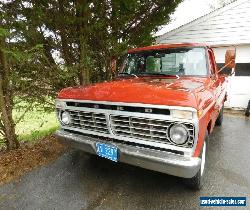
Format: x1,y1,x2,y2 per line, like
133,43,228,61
207,120,212,134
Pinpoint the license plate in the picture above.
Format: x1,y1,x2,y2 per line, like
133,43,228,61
96,143,118,162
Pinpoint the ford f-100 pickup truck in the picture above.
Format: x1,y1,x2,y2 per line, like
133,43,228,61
55,43,236,189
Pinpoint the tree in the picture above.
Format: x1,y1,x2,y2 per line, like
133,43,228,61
0,4,58,150
0,25,54,150
0,0,182,150
0,28,20,149
2,0,182,85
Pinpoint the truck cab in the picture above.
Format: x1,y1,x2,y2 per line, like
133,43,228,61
55,43,236,189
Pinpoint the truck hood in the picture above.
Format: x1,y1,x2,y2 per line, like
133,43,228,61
58,77,210,109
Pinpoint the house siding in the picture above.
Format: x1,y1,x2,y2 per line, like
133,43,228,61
157,0,250,45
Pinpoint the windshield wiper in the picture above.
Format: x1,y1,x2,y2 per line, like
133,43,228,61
138,72,179,77
118,72,138,78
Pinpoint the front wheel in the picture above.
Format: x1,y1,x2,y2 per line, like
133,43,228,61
184,132,208,190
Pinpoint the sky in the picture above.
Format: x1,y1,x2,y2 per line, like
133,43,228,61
155,0,221,36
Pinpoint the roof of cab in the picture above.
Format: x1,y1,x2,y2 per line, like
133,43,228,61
127,43,209,53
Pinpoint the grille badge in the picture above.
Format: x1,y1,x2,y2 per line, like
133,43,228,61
145,108,153,113
117,106,124,111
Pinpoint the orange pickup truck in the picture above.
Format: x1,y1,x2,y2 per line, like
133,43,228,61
55,43,236,189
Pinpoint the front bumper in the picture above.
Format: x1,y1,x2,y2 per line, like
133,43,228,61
55,129,201,178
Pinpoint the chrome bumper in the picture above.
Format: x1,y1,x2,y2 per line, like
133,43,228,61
55,129,201,178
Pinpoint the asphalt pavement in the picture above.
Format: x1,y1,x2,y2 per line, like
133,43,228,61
0,115,249,210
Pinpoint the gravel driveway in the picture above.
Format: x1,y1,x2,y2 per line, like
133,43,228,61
0,115,249,210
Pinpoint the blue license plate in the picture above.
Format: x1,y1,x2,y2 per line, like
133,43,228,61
96,143,118,162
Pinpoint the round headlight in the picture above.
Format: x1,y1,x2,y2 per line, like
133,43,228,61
61,111,71,125
169,124,189,145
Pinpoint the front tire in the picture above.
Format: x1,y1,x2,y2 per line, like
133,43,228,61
184,132,208,190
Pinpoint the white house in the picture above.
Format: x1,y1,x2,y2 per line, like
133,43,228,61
156,0,250,109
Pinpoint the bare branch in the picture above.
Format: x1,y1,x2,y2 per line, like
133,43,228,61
15,103,34,125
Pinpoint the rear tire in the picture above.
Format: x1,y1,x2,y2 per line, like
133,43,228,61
184,132,208,190
245,100,250,117
215,104,224,126
246,111,250,117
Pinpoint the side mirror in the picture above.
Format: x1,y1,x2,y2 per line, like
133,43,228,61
225,49,236,69
218,48,236,75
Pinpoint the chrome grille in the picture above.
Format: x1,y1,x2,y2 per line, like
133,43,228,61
68,110,109,133
110,115,195,147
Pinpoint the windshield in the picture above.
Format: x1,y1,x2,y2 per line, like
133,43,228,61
120,47,208,76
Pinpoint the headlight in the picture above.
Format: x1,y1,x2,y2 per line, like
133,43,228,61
169,124,189,145
60,111,71,125
171,110,193,120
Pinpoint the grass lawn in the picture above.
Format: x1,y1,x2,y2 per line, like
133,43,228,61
13,102,59,143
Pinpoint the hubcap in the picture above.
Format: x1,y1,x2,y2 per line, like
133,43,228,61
200,141,206,176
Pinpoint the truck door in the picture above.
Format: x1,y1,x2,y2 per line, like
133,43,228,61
208,49,222,117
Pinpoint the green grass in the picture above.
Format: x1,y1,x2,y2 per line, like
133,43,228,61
18,126,59,142
12,102,59,143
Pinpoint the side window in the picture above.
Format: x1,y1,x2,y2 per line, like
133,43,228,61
208,50,216,75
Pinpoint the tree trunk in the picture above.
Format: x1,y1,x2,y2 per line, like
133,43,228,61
0,39,19,150
0,79,19,150
76,0,90,85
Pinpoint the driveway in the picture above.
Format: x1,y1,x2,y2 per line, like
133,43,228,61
0,115,249,210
